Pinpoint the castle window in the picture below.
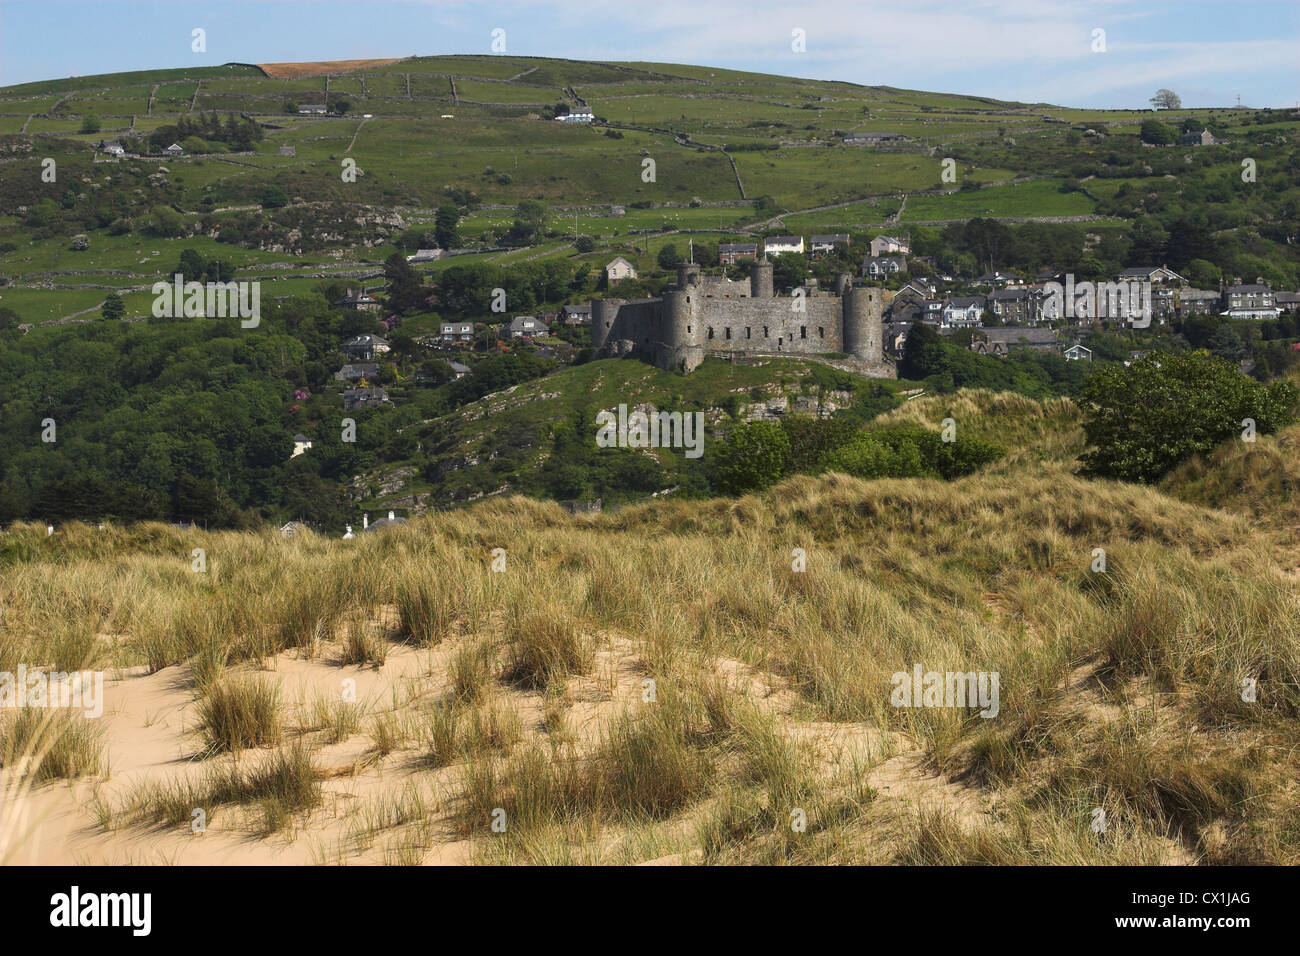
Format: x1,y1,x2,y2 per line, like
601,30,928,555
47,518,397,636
763,326,769,338
708,327,714,340
687,326,692,334
800,326,807,339
725,327,731,340
745,327,751,339
818,327,824,338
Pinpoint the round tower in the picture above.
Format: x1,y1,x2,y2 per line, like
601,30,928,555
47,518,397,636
843,287,882,363
750,260,774,299
676,263,701,289
591,298,622,353
835,271,853,298
662,289,691,349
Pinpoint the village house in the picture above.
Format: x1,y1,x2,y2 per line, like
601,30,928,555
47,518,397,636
1118,265,1184,284
342,387,391,411
969,327,1058,356
334,362,380,382
892,279,937,302
508,315,548,338
557,304,592,325
718,242,757,266
605,257,637,282
864,256,907,278
987,287,1045,325
163,143,184,156
363,510,406,533
101,141,126,157
291,434,313,458
340,334,390,360
870,235,910,257
809,234,850,257
1275,291,1300,311
447,361,471,380
763,235,804,256
298,104,328,114
439,322,475,344
1176,288,1222,317
556,106,594,123
1181,128,1226,147
335,288,382,312
1222,282,1281,319
975,271,1018,288
406,248,442,263
1064,344,1094,362
942,295,986,328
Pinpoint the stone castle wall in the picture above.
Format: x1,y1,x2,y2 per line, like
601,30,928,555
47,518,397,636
592,265,890,376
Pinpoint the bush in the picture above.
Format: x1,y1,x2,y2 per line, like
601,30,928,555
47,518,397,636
1081,351,1298,483
712,421,790,495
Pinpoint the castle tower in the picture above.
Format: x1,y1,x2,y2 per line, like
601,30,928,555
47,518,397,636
663,289,691,349
676,263,701,289
835,271,853,298
750,260,774,298
843,286,883,364
591,298,622,352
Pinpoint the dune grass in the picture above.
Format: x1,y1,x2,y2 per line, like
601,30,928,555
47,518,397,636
5,389,1300,863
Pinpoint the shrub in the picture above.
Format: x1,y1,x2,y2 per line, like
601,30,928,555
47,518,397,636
1080,351,1298,483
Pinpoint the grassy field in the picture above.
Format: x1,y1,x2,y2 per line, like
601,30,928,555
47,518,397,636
900,179,1097,221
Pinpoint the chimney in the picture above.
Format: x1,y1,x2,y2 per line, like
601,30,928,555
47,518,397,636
363,513,369,529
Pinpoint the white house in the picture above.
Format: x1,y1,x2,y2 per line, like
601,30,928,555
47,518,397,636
1064,344,1093,362
942,296,986,328
163,143,184,156
298,104,328,114
870,235,910,257
763,235,804,256
556,107,594,123
606,257,638,281
291,433,313,458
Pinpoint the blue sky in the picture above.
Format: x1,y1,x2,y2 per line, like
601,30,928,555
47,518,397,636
1,0,1296,108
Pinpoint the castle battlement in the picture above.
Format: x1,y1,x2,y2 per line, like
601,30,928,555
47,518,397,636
591,263,893,376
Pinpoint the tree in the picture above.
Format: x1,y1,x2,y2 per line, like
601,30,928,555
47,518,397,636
383,252,426,314
898,321,945,379
1139,120,1177,145
574,235,595,254
434,205,460,249
711,422,790,495
80,115,100,134
1149,89,1182,110
101,294,124,321
333,99,352,115
657,243,681,270
1080,351,1297,483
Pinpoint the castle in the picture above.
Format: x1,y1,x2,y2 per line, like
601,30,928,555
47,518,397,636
590,262,893,376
